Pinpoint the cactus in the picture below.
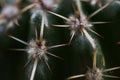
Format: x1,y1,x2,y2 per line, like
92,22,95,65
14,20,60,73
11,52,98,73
0,0,120,80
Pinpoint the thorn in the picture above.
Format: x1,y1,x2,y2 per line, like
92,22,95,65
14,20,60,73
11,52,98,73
103,67,120,72
44,15,49,27
34,24,38,40
14,18,20,26
103,75,120,78
90,22,110,24
67,74,85,80
9,48,26,51
98,2,102,8
24,57,32,68
87,0,116,20
71,3,77,15
87,28,104,38
82,28,96,49
40,13,45,40
44,58,52,73
6,21,14,30
80,28,85,37
93,49,97,69
80,0,89,2
30,57,39,80
52,24,70,27
47,52,63,60
68,31,76,45
8,35,29,46
86,66,91,70
76,0,81,15
48,44,68,49
48,11,70,21
102,56,106,67
21,3,36,13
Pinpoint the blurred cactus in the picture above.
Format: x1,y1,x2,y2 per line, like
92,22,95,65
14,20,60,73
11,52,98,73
0,0,120,80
